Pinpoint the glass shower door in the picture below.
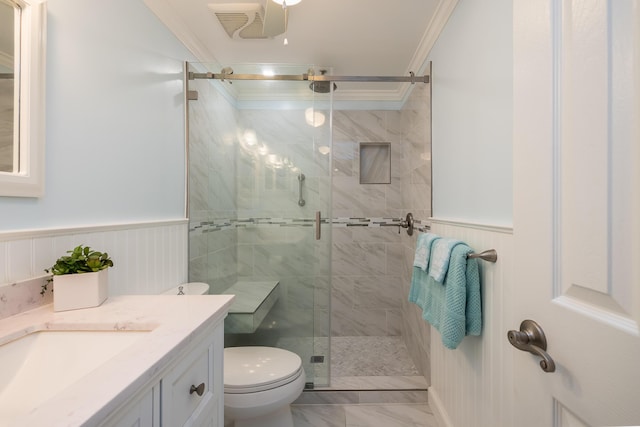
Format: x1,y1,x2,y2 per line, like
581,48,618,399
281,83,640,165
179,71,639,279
186,63,332,387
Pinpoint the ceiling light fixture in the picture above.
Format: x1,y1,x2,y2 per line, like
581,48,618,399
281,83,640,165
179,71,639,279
271,0,302,7
273,0,299,45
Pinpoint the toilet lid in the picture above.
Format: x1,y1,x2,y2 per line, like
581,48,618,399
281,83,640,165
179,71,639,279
224,346,303,393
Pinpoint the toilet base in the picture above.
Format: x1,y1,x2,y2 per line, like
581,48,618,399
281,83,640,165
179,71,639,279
224,347,305,427
230,405,293,427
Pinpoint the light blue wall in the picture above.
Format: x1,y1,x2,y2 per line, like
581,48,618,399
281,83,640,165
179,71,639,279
0,0,191,231
428,0,513,226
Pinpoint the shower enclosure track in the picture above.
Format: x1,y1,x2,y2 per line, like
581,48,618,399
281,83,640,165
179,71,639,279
189,71,429,84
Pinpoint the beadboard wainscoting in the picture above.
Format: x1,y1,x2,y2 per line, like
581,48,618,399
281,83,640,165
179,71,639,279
0,219,188,319
427,219,514,427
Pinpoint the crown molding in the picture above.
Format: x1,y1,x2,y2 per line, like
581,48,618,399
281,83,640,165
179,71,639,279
143,0,219,64
409,0,460,75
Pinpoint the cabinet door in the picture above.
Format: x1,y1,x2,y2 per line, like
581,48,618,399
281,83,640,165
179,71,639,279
103,387,156,427
185,396,219,427
161,324,223,427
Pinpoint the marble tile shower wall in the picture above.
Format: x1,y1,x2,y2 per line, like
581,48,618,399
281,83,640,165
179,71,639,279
235,109,331,217
331,83,432,347
235,108,332,340
188,78,239,295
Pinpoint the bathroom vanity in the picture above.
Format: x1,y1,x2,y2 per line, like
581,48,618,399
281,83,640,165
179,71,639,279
0,294,234,426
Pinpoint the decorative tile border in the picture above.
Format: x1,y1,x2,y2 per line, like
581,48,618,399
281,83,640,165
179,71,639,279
189,217,429,234
333,217,429,232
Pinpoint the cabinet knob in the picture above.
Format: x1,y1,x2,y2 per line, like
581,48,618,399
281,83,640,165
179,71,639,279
189,382,205,396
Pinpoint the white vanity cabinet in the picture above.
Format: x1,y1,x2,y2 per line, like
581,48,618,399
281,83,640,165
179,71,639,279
102,320,224,427
104,388,158,427
0,295,234,427
161,321,224,427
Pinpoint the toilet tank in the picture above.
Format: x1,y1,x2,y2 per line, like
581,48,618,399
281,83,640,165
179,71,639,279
162,282,210,295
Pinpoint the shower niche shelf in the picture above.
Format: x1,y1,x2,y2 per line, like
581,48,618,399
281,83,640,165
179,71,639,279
222,281,280,333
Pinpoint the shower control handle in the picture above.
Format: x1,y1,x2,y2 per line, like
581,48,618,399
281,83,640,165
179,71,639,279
315,211,321,240
399,213,414,236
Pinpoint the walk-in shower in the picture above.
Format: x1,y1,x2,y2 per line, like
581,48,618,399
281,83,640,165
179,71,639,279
186,63,334,387
185,62,430,390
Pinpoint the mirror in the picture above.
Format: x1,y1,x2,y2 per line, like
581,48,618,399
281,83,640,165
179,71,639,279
0,0,46,197
0,0,16,173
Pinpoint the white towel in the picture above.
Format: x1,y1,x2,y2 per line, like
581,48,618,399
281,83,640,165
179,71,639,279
428,238,462,282
413,233,440,271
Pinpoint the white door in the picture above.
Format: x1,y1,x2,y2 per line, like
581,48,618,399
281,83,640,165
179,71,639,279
513,1,640,426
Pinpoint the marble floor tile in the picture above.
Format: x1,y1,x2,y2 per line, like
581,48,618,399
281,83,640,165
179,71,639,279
344,404,438,427
292,404,347,427
292,404,439,427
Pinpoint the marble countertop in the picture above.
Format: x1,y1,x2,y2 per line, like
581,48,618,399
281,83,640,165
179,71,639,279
0,294,234,427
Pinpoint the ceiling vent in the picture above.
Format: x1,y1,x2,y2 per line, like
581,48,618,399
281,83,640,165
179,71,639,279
208,3,286,40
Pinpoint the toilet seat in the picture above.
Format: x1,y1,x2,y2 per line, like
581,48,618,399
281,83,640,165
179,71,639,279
224,346,303,394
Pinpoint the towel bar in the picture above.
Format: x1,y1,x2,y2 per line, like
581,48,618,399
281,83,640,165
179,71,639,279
399,212,497,262
467,249,498,263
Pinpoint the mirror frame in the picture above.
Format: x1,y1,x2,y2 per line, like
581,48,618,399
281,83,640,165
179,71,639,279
0,0,46,197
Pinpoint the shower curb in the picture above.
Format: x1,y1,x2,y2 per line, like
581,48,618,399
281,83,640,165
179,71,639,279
293,388,428,405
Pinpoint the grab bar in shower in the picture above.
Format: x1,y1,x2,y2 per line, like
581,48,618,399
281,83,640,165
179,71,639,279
298,174,306,207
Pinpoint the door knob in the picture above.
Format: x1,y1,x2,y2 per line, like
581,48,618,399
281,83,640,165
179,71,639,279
508,319,556,373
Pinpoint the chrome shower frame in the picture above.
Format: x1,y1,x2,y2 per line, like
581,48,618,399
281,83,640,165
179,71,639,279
188,70,430,85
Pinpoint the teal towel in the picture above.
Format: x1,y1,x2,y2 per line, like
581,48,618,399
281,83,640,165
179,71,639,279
428,238,462,283
413,233,440,271
409,244,482,349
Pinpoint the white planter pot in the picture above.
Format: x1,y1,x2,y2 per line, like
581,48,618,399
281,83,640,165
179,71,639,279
53,269,109,312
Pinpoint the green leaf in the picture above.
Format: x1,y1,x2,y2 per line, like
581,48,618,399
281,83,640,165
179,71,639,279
44,244,113,277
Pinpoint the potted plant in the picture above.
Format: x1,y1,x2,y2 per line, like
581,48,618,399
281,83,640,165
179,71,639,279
44,245,114,312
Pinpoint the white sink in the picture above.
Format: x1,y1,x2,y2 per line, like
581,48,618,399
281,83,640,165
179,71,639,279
0,330,150,423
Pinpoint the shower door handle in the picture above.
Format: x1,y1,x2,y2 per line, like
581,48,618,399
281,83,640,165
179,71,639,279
315,211,321,240
298,174,306,206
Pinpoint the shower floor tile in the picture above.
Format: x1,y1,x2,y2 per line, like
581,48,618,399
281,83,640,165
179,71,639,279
331,336,420,377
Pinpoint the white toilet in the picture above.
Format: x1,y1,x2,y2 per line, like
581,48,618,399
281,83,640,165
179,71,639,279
223,346,306,427
169,283,305,427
